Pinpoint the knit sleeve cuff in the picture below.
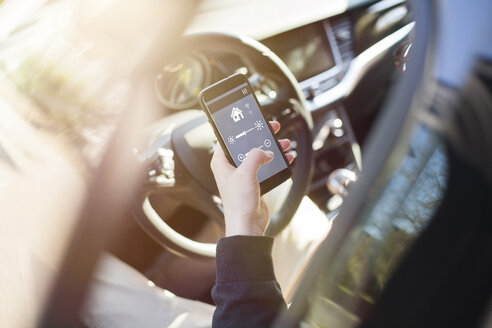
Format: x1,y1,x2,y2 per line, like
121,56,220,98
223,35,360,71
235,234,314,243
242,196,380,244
215,235,276,283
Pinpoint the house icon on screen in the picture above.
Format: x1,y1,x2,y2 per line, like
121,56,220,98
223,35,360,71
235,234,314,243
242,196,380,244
231,107,244,123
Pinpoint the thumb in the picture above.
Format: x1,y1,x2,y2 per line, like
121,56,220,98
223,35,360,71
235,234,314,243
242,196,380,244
239,148,274,178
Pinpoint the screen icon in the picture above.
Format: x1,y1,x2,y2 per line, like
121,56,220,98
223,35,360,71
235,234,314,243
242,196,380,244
231,107,244,123
254,120,264,131
245,103,252,114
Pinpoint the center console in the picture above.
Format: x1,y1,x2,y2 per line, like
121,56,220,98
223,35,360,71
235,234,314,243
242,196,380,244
263,16,361,212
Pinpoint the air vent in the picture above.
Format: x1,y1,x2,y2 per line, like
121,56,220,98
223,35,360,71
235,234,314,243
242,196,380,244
330,15,354,63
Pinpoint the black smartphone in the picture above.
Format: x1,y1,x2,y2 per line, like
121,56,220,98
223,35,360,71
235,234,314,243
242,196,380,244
199,73,291,194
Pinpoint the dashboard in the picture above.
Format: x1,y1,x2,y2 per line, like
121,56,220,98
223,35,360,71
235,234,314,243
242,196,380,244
154,0,413,212
262,22,337,83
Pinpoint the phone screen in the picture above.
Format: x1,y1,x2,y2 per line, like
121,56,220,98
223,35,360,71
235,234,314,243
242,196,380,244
204,82,288,183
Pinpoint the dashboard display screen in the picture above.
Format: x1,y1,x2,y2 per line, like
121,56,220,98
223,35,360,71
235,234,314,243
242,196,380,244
262,22,336,82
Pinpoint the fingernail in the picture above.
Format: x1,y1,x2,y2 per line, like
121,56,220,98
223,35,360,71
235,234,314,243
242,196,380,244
265,151,274,158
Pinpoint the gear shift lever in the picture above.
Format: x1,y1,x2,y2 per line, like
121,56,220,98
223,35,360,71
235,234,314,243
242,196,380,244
327,168,357,197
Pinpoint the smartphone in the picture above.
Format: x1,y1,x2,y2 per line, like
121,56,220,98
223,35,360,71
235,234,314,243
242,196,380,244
199,73,291,194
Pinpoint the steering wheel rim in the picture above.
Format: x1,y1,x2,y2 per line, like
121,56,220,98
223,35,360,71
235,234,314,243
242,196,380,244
133,32,314,259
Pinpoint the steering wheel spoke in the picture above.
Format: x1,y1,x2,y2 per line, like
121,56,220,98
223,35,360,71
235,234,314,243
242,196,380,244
174,185,225,226
141,140,224,223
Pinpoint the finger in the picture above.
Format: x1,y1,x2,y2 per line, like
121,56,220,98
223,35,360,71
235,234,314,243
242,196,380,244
278,139,291,152
269,121,281,134
285,152,295,164
239,148,274,178
211,143,234,174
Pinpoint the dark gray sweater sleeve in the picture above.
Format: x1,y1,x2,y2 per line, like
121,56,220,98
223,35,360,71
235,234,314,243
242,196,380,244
211,236,287,328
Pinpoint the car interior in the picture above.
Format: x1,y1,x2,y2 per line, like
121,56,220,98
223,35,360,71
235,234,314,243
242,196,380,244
112,0,415,305
0,0,491,327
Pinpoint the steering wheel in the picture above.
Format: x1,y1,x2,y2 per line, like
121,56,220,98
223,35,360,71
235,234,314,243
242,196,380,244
133,33,314,259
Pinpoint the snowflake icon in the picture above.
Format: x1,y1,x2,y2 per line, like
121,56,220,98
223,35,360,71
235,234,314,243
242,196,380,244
227,136,235,144
254,120,264,131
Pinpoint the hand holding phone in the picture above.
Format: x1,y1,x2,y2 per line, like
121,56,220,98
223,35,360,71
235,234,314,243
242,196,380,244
210,120,293,236
199,73,291,194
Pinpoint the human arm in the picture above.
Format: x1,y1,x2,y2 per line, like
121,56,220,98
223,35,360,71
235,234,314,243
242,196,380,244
211,236,286,328
210,121,293,327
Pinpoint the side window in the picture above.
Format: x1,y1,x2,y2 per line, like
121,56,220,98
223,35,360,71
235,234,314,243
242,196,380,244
301,125,448,327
